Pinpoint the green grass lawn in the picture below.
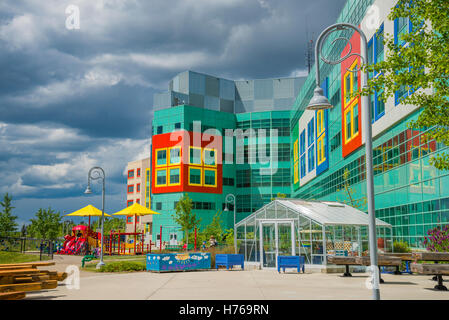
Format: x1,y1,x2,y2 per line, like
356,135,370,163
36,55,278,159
0,251,49,264
83,259,147,272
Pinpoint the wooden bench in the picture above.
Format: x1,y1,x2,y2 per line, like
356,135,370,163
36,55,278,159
327,256,359,277
382,253,413,274
411,252,449,291
356,256,402,283
411,263,449,291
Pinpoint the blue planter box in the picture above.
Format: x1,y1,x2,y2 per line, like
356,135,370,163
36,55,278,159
277,255,305,273
215,254,244,270
146,252,211,272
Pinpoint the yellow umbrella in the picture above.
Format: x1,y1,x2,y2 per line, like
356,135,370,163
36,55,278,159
112,203,161,252
65,204,111,228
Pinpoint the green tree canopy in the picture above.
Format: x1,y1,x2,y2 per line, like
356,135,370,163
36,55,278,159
172,193,201,247
0,193,18,236
91,217,126,235
28,207,62,240
362,0,449,169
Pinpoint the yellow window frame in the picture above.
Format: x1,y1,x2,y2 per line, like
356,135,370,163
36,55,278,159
343,60,359,107
145,168,151,208
189,146,202,165
293,139,298,162
343,100,360,144
168,166,181,186
188,166,202,186
168,146,181,165
155,168,167,187
317,134,326,165
203,148,217,167
293,161,299,184
317,110,325,136
203,168,217,187
155,148,167,167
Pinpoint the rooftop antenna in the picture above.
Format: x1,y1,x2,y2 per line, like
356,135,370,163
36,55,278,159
305,17,314,75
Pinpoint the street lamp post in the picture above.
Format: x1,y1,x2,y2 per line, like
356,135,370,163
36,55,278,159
84,166,106,269
307,23,380,300
224,194,237,254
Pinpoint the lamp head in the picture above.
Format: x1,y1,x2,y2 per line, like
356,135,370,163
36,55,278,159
224,205,229,212
306,86,333,111
84,185,92,194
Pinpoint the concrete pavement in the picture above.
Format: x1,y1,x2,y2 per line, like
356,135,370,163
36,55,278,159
25,257,449,300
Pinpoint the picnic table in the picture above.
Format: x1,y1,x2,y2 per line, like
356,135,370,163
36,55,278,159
327,256,359,277
411,252,449,291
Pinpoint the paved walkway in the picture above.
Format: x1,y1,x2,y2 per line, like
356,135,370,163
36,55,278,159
25,256,449,300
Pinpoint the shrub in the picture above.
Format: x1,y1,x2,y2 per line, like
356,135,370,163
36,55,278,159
424,225,449,252
393,240,411,253
98,260,146,272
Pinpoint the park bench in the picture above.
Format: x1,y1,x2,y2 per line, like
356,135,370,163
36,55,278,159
0,261,67,300
356,256,402,283
411,252,449,291
380,253,414,275
215,254,244,270
327,256,359,277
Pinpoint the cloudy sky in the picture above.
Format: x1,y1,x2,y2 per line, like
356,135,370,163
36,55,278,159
0,0,346,226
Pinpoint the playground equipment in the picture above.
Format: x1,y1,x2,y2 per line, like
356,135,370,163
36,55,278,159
58,225,100,255
104,230,153,255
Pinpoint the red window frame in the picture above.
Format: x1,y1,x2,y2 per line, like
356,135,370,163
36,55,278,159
136,183,141,192
128,169,134,179
127,200,133,207
136,198,140,204
137,168,141,177
126,215,133,224
127,185,134,194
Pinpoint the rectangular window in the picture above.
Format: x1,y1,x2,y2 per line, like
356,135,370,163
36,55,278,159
156,202,162,210
175,122,181,129
294,162,299,184
204,169,216,187
157,126,163,134
204,148,216,166
188,167,202,186
308,145,315,172
300,156,306,178
136,168,141,177
189,147,202,165
353,104,359,134
127,200,133,207
156,169,167,186
317,110,325,136
169,147,181,165
307,119,314,146
344,73,351,104
127,185,134,193
136,183,140,192
169,167,180,185
136,199,140,204
156,149,167,166
345,109,351,141
128,170,134,179
300,131,306,154
353,67,358,94
317,135,325,165
293,139,298,162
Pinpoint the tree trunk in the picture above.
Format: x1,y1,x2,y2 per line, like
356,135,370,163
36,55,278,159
185,230,189,251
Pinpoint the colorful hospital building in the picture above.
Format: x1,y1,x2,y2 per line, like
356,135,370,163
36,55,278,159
136,0,448,249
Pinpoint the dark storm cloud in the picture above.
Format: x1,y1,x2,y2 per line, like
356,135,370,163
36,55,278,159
0,0,347,222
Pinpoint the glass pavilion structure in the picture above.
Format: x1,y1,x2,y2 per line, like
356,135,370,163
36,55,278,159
235,199,392,267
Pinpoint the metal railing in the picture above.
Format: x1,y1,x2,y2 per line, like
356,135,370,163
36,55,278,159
0,236,63,261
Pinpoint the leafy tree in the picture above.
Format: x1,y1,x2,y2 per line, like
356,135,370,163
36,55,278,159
0,193,18,236
337,168,367,209
362,0,449,169
28,207,62,240
91,217,126,235
172,194,201,248
271,192,287,201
